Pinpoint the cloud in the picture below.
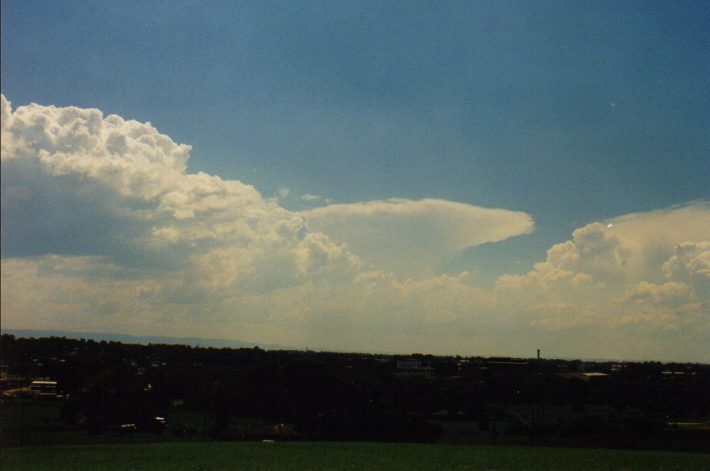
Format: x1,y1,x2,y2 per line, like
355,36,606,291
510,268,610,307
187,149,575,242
497,203,710,295
2,95,708,361
493,203,710,359
662,241,710,301
0,95,357,288
301,198,534,277
301,193,320,201
603,203,710,282
625,281,691,306
0,95,515,336
2,95,528,281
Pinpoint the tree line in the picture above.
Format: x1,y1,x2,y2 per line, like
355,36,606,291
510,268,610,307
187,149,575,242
1,334,708,449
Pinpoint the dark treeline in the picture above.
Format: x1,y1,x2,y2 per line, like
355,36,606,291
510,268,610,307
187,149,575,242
1,334,709,450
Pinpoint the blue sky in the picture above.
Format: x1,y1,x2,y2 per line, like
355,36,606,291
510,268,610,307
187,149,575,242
2,1,709,360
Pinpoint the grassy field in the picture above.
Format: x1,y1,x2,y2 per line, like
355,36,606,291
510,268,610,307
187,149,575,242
2,441,709,470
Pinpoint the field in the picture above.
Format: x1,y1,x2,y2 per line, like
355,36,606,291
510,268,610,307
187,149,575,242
2,441,709,470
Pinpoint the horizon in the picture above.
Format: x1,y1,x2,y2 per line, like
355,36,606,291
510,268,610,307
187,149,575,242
1,1,709,362
3,328,707,365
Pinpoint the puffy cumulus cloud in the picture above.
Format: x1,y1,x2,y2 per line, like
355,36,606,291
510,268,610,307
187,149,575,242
493,203,710,359
0,95,358,292
662,241,710,298
603,204,710,283
294,232,362,277
537,223,629,287
497,204,710,297
624,281,692,307
1,94,189,190
300,198,534,277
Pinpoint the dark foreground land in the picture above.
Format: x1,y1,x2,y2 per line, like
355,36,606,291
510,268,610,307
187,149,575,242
2,441,709,471
1,334,709,460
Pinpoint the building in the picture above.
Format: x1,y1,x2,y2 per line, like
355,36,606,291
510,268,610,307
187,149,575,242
29,380,57,398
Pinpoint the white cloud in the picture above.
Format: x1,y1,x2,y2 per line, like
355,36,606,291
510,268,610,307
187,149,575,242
662,241,710,298
492,204,710,359
0,95,355,289
603,203,710,282
2,95,709,361
301,198,534,277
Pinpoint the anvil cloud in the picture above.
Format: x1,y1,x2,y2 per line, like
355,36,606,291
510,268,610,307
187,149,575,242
1,96,708,361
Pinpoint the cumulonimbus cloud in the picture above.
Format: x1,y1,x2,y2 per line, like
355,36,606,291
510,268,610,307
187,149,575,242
1,94,533,286
2,94,708,361
0,94,359,288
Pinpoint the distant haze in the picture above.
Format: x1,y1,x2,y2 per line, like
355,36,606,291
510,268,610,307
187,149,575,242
1,329,289,352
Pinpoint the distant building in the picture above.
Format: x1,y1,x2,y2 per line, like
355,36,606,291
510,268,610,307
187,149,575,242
29,380,57,398
396,359,433,376
557,372,608,382
397,359,422,370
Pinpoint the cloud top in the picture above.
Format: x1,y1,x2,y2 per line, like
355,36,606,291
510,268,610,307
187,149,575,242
301,198,534,276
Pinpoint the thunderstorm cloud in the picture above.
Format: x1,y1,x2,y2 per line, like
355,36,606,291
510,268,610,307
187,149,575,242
2,95,708,361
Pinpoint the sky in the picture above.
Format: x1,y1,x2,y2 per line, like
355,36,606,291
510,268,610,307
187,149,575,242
1,0,709,361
